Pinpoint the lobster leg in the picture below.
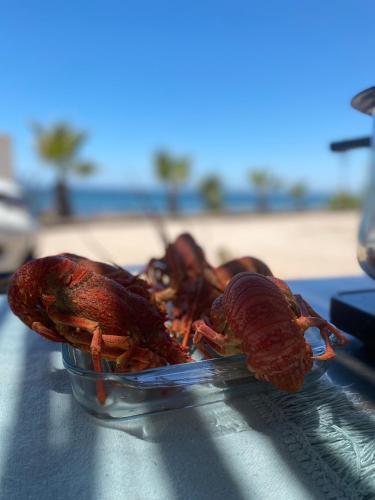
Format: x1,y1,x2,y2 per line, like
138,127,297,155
294,294,348,360
43,306,107,403
180,314,195,349
295,295,348,345
294,296,335,360
175,278,205,349
43,307,102,350
115,346,167,372
100,335,156,369
31,321,66,343
295,315,347,361
193,319,226,346
154,287,176,302
314,329,337,361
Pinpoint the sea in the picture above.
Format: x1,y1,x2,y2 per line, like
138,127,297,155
26,187,332,218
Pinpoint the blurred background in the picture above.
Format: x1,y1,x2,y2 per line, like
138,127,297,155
0,0,373,279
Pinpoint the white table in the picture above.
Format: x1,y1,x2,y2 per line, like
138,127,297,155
0,275,374,500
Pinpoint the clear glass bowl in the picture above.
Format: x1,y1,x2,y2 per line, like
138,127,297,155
62,327,330,420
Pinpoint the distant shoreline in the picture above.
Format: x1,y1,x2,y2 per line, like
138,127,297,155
27,186,339,220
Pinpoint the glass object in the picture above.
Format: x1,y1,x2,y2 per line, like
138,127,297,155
351,87,375,278
62,327,330,420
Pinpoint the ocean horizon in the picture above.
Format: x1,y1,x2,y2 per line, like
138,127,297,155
26,187,334,217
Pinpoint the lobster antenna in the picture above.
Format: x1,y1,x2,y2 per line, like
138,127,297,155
150,212,169,247
130,187,170,247
82,230,118,264
80,189,171,269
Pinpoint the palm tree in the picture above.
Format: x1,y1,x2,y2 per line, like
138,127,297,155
199,174,223,211
249,168,280,212
289,181,308,210
33,122,96,217
328,191,361,210
154,151,190,214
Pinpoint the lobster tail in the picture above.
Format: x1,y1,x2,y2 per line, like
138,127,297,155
248,340,313,393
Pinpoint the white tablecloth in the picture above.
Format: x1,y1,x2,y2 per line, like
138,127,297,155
0,276,374,500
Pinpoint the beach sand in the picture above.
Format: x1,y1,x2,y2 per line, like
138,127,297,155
35,210,362,280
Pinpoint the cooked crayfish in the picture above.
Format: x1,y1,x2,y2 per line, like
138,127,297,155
146,232,222,348
146,233,275,348
194,272,347,393
61,252,151,298
146,232,220,292
8,255,190,402
214,256,273,289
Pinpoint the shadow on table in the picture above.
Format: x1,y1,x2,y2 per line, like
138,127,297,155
0,329,99,500
227,377,375,500
100,371,375,500
0,314,252,499
98,401,253,500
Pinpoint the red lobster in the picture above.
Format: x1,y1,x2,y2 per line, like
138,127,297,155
60,252,151,299
146,232,221,294
8,255,190,403
194,272,347,393
146,233,222,348
214,256,273,289
146,233,274,348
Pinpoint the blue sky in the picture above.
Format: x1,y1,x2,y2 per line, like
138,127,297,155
0,0,374,191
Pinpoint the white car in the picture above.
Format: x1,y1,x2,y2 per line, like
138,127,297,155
0,178,37,277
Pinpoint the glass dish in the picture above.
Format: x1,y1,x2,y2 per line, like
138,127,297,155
62,327,330,420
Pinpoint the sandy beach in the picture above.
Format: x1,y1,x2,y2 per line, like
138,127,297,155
35,210,362,280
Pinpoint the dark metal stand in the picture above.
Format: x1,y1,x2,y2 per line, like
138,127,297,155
330,289,375,345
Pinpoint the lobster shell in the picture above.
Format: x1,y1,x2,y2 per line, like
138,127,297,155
219,272,313,392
